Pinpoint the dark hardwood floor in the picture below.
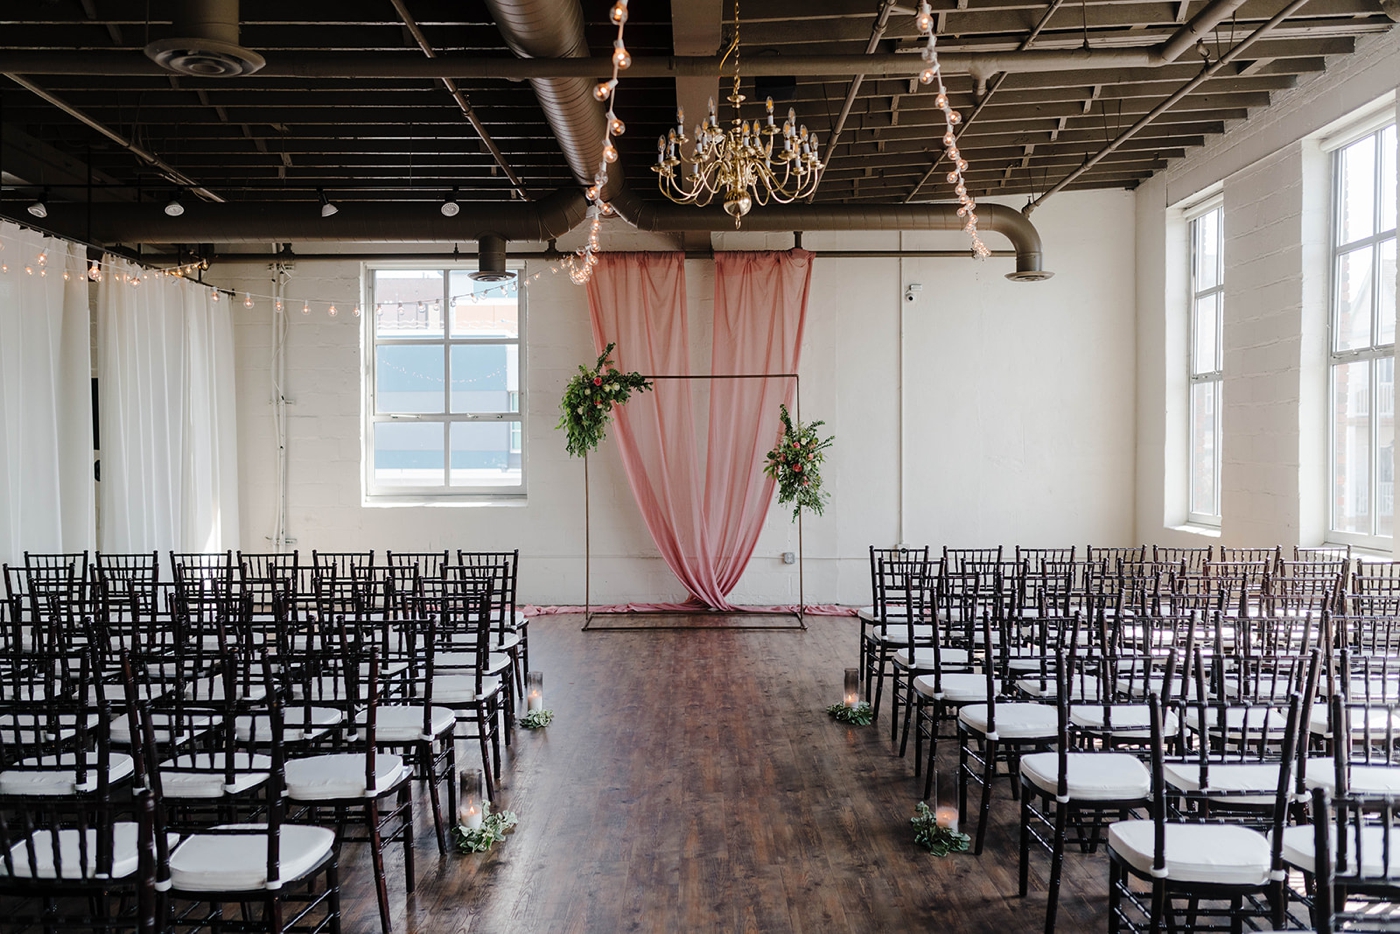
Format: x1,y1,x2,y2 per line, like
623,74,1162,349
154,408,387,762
344,615,1112,934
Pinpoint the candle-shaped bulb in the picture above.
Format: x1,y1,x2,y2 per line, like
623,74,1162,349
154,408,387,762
676,106,684,126
708,96,717,116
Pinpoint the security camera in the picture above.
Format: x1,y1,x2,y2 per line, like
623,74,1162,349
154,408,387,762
904,283,923,303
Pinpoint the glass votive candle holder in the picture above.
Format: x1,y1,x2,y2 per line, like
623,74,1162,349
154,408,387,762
843,668,860,708
458,769,485,830
526,671,544,712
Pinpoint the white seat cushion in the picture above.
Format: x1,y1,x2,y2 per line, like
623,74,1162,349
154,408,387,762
1020,751,1152,801
1015,678,1102,701
0,822,179,879
1071,705,1180,737
1109,819,1273,885
364,705,456,742
0,712,101,745
234,706,343,743
284,752,407,800
492,631,522,651
1278,822,1400,875
958,703,1058,740
1187,707,1291,737
1164,762,1281,805
184,678,269,703
159,752,272,798
169,824,336,892
1301,757,1400,794
110,712,219,745
0,752,135,796
894,647,970,669
913,673,988,703
432,675,502,704
871,625,935,645
1308,703,1400,737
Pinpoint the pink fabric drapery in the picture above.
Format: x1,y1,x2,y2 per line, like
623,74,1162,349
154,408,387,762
585,249,814,610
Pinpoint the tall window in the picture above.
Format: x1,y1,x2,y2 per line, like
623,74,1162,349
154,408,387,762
1330,122,1396,544
1189,204,1224,523
365,266,523,498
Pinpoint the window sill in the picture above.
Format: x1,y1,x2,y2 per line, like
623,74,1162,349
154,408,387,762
1324,541,1393,561
1169,523,1222,538
363,494,528,508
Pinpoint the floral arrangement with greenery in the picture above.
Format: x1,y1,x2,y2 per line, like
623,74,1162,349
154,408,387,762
826,702,874,726
557,342,653,457
452,807,520,854
911,802,971,857
763,404,835,522
518,709,554,730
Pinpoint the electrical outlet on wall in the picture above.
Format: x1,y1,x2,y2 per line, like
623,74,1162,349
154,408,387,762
782,552,796,565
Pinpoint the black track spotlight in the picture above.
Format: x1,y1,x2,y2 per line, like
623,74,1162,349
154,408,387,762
441,188,461,217
318,189,339,218
164,191,186,217
27,190,48,219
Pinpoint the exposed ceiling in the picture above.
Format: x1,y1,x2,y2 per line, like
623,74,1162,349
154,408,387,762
0,0,1394,245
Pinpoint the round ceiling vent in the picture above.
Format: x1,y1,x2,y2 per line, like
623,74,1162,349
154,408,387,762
467,268,517,283
145,38,266,77
1004,269,1055,282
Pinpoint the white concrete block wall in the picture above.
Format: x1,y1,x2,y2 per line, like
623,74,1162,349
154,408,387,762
1135,27,1400,551
217,189,1137,606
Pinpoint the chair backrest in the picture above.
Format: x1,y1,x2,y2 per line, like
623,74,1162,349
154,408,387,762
387,550,450,581
1219,546,1282,567
238,550,299,622
456,550,519,631
1153,545,1213,573
869,546,929,604
312,550,375,579
1318,785,1400,933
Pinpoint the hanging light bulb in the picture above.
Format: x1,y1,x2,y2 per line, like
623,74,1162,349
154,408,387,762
62,270,70,280
24,265,33,275
593,79,617,102
919,67,935,85
610,0,629,24
275,299,283,313
609,115,626,136
211,290,220,302
916,1,934,33
36,251,47,267
1,264,8,274
243,292,254,308
328,304,338,317
352,304,361,317
302,301,310,315
603,143,618,163
612,40,631,69
39,269,46,278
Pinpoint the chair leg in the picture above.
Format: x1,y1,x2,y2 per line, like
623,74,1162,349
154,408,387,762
1045,801,1070,934
975,738,996,856
424,741,448,856
872,652,886,723
1019,787,1032,898
1108,858,1123,934
327,853,343,934
400,785,415,893
367,801,393,934
922,705,940,801
958,736,970,827
268,895,284,934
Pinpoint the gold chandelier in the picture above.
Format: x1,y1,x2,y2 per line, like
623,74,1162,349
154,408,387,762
652,0,823,226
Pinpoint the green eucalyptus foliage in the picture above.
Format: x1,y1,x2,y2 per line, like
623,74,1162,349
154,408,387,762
763,404,834,522
518,709,554,730
826,701,874,726
911,801,971,857
452,808,520,854
557,342,653,457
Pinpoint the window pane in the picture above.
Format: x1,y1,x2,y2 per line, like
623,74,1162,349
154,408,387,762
1381,124,1396,235
1193,292,1219,376
450,344,519,413
373,421,445,487
1333,359,1372,534
1381,237,1397,346
1336,246,1376,352
449,271,519,338
1190,380,1218,516
450,421,521,487
376,345,444,413
1340,135,1377,245
1195,209,1221,291
373,270,445,338
1378,355,1395,538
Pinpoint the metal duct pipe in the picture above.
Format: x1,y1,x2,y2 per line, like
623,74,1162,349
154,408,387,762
607,187,1049,280
482,0,608,193
0,187,588,244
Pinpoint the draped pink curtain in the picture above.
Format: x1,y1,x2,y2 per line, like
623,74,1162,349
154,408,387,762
585,249,814,610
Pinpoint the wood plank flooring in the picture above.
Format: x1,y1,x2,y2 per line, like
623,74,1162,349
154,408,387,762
344,615,1113,934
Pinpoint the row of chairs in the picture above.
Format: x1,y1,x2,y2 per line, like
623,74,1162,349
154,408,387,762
861,545,1400,933
0,548,531,934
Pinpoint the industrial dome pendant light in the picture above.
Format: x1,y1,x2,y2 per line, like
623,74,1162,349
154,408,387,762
27,190,48,219
164,191,186,217
318,189,339,218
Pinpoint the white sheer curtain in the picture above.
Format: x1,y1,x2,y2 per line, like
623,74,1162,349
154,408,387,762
0,223,96,565
98,258,239,554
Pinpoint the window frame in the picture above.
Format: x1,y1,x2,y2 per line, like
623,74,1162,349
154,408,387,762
362,262,526,503
1188,202,1225,527
1327,121,1397,549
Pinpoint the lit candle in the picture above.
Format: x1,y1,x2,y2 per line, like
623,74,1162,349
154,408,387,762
526,671,544,712
843,668,860,708
459,769,485,830
935,807,959,833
